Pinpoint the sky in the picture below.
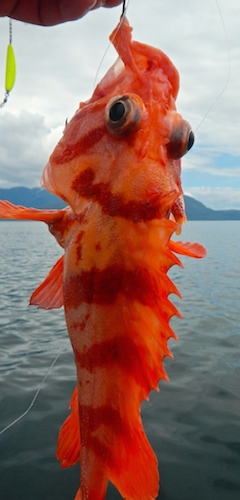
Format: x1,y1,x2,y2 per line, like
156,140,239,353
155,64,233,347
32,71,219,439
0,0,240,210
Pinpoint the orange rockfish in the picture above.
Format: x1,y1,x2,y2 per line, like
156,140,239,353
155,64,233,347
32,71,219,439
0,17,206,500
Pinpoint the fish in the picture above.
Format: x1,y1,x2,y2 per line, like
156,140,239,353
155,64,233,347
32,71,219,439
0,16,206,500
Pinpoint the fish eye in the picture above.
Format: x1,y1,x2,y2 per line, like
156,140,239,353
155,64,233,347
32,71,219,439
167,120,194,159
187,130,195,151
109,101,126,122
105,94,144,136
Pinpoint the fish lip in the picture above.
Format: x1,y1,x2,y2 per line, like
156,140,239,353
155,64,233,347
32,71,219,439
167,194,186,232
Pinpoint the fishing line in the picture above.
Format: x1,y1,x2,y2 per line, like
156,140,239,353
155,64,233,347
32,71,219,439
121,0,127,18
0,340,69,436
194,0,231,132
0,19,16,108
92,0,130,91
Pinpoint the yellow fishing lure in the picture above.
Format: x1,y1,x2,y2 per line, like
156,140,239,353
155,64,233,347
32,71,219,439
1,19,16,107
5,43,16,92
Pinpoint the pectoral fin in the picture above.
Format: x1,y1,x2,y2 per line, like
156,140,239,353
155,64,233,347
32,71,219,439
0,200,65,222
169,239,206,258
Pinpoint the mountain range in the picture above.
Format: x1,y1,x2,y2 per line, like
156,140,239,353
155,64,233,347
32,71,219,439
0,186,240,220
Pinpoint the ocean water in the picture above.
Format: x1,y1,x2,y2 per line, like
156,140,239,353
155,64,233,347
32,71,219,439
0,220,239,500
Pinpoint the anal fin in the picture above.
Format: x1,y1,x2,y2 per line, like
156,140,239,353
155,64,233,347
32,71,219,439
74,489,82,500
56,386,80,468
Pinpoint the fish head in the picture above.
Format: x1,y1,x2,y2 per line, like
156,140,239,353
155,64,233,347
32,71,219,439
41,17,194,228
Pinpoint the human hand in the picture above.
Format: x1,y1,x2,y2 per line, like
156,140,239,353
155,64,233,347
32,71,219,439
0,0,123,26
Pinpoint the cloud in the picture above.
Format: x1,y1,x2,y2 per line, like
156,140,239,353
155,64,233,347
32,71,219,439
183,147,240,177
0,110,61,187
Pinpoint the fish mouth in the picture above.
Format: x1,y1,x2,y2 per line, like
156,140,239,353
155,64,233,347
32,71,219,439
166,194,186,234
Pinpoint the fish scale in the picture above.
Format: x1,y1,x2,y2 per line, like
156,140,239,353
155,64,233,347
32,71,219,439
0,16,206,500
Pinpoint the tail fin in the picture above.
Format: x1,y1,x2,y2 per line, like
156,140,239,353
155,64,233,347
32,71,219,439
57,385,158,500
78,411,158,500
73,483,107,500
107,413,159,500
